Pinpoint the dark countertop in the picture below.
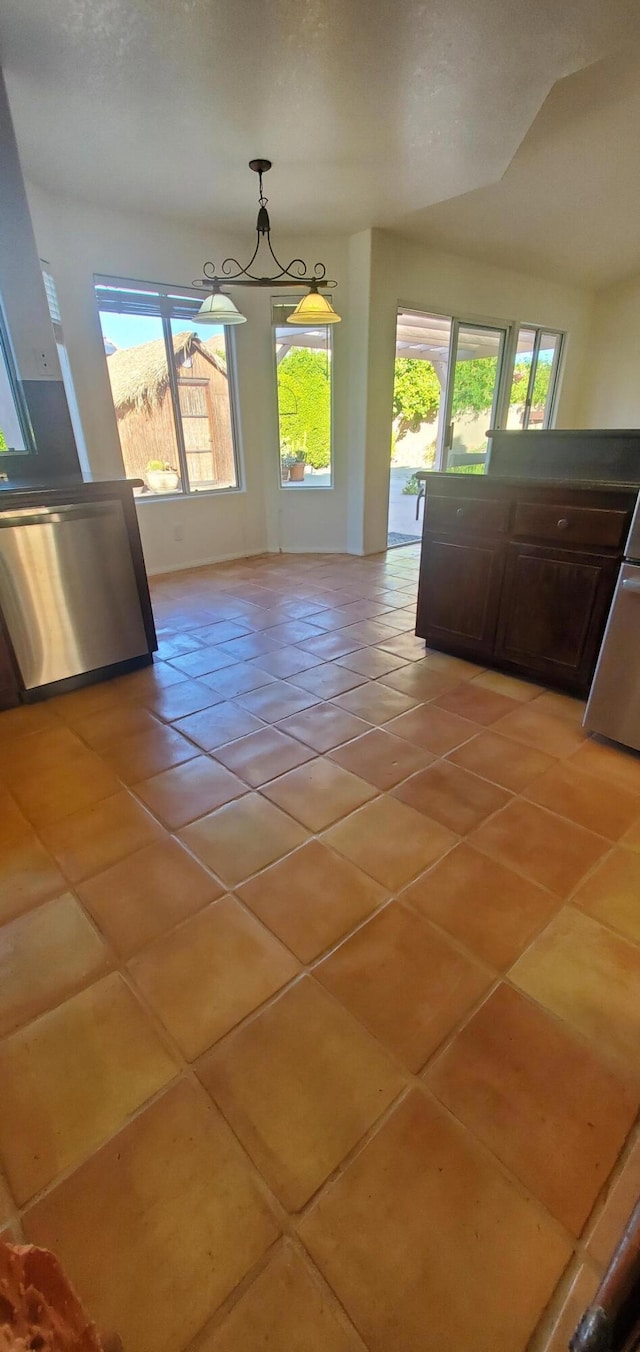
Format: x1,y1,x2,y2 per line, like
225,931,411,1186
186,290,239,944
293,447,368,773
415,471,640,493
0,477,142,506
484,428,640,484
485,428,640,438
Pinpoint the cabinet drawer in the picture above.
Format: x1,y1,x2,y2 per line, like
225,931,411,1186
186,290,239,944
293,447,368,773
425,494,509,535
513,502,628,549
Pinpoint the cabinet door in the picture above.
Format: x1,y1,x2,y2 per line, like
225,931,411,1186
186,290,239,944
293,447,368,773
0,616,21,710
416,535,506,659
495,542,618,692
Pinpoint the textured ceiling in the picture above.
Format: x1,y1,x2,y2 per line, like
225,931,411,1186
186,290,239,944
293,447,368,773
1,0,639,282
403,46,640,286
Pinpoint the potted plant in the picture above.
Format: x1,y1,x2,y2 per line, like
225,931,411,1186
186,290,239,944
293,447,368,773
289,448,307,482
281,451,295,483
145,460,180,494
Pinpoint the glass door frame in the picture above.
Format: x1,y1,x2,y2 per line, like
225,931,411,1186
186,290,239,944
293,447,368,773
501,322,566,432
434,316,513,471
522,327,564,430
391,304,566,491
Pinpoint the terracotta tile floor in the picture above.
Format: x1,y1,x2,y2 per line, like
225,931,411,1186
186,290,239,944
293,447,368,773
1,544,640,1351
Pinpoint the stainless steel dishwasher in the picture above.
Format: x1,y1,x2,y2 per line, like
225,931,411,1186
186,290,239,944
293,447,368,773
0,499,149,689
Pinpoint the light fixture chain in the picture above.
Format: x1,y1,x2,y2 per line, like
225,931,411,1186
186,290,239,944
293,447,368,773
193,159,340,316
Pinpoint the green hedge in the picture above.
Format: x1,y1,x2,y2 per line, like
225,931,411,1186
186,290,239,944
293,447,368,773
277,347,331,470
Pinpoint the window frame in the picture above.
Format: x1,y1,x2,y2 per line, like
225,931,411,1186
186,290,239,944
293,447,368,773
437,316,509,471
272,295,335,491
501,323,566,431
94,275,243,498
0,302,34,454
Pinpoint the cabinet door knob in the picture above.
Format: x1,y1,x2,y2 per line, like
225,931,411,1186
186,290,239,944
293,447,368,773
557,517,569,530
456,507,465,518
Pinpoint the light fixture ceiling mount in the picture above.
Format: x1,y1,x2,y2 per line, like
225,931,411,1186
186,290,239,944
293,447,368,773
194,160,340,325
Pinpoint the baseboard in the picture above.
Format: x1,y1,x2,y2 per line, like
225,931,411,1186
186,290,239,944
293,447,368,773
148,544,369,575
145,539,377,575
146,547,269,577
267,543,357,556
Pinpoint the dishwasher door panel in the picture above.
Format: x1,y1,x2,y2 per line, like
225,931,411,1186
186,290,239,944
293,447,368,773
0,500,149,689
584,562,640,752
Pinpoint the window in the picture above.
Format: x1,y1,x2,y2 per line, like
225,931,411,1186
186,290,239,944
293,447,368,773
0,307,31,454
95,278,241,496
507,326,564,430
273,299,332,488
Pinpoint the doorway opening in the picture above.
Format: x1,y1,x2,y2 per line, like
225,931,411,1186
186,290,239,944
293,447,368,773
388,310,507,546
387,309,565,547
388,311,451,547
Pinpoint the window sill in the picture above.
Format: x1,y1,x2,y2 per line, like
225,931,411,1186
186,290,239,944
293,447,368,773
279,484,334,492
134,485,245,503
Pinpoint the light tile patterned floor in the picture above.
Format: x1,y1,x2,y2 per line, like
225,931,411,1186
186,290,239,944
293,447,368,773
1,543,639,1352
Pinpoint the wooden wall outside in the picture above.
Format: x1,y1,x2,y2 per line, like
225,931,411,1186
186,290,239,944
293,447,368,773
115,349,236,489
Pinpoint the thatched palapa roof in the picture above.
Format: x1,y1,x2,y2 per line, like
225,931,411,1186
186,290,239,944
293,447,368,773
106,332,227,415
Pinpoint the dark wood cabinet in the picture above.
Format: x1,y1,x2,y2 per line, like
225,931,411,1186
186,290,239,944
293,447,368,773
0,617,20,710
416,475,637,695
494,543,618,688
417,535,506,660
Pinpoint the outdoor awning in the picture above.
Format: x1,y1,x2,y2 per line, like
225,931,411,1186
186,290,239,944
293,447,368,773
395,311,536,362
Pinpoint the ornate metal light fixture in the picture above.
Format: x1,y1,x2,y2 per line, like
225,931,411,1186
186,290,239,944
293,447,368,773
194,160,341,326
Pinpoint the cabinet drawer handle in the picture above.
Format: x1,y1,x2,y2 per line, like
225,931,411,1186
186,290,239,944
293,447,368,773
456,507,465,518
556,517,569,530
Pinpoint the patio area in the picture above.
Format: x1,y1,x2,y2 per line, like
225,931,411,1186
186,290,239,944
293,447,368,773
387,465,423,546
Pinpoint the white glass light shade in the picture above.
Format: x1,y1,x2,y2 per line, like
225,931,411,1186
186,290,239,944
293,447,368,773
197,291,247,325
286,289,341,324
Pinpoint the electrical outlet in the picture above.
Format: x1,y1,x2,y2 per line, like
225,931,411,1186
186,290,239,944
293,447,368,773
31,345,53,375
173,524,184,542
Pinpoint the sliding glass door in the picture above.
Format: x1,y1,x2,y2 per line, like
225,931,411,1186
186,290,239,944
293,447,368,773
506,326,564,430
388,308,565,546
389,311,452,544
437,321,508,473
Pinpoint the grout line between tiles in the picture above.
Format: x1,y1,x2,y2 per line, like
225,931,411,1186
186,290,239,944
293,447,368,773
527,1110,640,1350
287,971,577,1251
4,550,640,1352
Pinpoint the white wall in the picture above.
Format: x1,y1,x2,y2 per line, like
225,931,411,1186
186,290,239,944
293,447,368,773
26,185,594,568
346,230,373,555
576,274,640,428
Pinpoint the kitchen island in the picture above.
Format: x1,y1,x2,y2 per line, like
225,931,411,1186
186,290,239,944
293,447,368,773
0,478,156,709
415,472,638,696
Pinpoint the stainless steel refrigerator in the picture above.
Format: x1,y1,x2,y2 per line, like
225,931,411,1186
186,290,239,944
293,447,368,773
584,493,640,751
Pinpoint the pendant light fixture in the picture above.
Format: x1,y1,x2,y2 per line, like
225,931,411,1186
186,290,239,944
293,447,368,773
286,281,341,325
194,160,340,326
196,287,247,325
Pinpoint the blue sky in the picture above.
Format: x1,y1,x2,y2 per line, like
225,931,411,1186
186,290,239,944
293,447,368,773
98,311,224,351
98,312,159,349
